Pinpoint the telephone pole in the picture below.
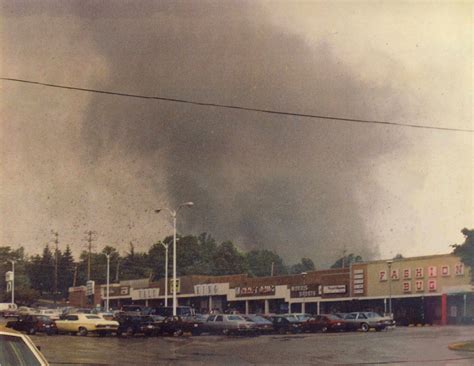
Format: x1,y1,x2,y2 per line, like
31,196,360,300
84,231,97,280
51,230,59,304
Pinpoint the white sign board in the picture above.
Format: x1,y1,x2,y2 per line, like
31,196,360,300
194,283,229,296
323,285,347,294
131,287,160,300
86,280,95,296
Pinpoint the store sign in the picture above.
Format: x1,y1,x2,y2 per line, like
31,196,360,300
455,263,464,276
415,268,424,279
235,285,275,297
403,268,411,279
323,285,347,294
86,280,95,296
403,281,411,293
353,269,365,295
428,266,437,278
169,279,181,294
390,269,400,281
415,280,423,292
290,284,321,298
428,279,437,292
131,287,160,300
194,283,227,296
379,270,388,282
441,265,450,276
103,285,130,298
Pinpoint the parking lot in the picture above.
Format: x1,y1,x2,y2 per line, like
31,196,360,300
23,326,474,365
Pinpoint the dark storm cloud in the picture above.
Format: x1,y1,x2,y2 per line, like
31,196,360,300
1,1,414,266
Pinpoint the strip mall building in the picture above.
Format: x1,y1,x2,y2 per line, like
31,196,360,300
69,253,473,325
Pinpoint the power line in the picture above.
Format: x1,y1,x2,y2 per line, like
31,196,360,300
1,77,471,133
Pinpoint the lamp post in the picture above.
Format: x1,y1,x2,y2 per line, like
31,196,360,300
387,260,393,317
9,260,15,305
105,254,110,312
155,202,194,316
161,241,169,307
301,272,307,314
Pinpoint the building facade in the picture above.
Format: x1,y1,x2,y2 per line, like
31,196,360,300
69,253,473,325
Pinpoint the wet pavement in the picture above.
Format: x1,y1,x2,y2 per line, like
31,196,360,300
21,326,474,365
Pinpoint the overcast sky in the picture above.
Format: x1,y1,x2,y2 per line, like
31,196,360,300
0,1,472,268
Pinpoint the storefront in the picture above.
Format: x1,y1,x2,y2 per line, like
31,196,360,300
351,254,473,325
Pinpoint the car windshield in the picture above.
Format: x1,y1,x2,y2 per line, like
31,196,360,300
0,334,42,366
228,315,244,321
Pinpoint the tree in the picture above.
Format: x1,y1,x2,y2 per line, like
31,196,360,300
246,249,287,277
331,253,363,268
452,228,474,281
58,245,75,298
289,257,315,274
212,241,247,275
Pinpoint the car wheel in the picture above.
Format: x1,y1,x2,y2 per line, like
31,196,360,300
191,329,202,336
28,327,36,335
278,327,286,335
321,326,328,333
222,328,230,336
78,327,88,336
126,327,134,337
173,329,183,337
360,323,369,332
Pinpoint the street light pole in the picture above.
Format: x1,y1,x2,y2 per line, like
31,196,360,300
161,242,169,307
106,254,110,312
387,260,393,317
10,260,15,305
155,202,194,316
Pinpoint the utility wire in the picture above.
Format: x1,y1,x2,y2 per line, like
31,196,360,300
1,77,472,133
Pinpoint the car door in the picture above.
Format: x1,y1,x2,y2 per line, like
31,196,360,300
214,315,224,331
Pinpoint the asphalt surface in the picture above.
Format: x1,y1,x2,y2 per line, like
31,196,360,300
18,326,474,365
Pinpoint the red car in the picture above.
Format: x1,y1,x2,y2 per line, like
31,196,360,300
302,314,346,333
6,315,58,335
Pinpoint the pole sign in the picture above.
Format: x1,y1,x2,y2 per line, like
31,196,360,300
169,279,181,294
5,271,13,293
86,280,95,296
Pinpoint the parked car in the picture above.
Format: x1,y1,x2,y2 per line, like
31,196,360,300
151,306,195,318
0,325,50,365
284,313,312,322
0,303,18,318
6,315,57,335
302,314,346,333
121,304,150,314
115,314,158,337
243,315,274,334
158,316,203,336
55,314,119,336
343,312,387,332
34,309,62,320
205,314,257,335
270,315,303,334
17,306,36,316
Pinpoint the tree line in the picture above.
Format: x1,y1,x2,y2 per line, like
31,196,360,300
0,233,320,304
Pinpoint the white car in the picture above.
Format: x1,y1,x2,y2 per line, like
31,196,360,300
55,313,119,336
0,325,49,365
34,309,62,320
